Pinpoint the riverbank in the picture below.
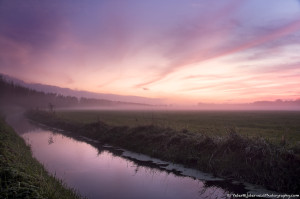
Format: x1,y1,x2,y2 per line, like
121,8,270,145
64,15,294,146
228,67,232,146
26,110,300,194
0,117,83,199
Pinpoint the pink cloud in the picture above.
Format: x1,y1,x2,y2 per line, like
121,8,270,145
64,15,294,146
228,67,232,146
1,0,300,104
135,12,300,88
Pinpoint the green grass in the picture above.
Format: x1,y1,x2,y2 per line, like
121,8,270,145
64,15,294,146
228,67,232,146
57,109,300,146
0,117,83,199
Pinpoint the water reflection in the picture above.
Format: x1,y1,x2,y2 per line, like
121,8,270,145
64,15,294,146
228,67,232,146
48,136,54,145
10,118,276,199
22,128,229,199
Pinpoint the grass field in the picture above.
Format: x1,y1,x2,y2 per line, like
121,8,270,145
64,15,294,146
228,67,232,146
0,117,83,199
57,109,300,146
27,110,300,193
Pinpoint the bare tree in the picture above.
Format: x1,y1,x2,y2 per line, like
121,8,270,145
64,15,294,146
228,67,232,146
48,102,54,113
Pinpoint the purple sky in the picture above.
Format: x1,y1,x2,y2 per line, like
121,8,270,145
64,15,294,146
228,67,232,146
1,0,300,104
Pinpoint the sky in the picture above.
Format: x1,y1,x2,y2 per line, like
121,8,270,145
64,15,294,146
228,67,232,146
1,0,300,105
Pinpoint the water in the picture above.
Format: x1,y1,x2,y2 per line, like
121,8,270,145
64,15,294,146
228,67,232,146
9,117,275,199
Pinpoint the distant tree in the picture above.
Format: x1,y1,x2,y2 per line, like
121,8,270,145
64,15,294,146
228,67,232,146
48,103,54,113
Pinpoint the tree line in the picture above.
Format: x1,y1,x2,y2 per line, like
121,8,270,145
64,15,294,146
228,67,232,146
0,76,146,110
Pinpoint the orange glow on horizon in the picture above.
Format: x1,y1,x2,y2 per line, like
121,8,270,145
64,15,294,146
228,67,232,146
1,1,300,105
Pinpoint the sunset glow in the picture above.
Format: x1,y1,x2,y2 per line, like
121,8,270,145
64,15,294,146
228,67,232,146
1,0,300,104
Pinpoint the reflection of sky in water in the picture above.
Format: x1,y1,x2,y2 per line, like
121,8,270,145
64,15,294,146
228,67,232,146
22,129,226,199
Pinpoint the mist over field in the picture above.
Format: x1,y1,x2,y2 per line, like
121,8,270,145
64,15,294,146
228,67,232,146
1,1,300,198
1,73,300,112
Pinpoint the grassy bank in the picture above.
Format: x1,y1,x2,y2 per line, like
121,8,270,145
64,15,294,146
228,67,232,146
0,117,83,199
57,109,300,146
27,110,300,194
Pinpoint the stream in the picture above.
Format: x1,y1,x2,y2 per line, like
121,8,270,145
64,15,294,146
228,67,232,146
8,115,277,199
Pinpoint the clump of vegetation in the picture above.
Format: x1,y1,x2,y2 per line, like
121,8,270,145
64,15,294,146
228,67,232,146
0,117,83,199
57,109,300,146
27,110,300,193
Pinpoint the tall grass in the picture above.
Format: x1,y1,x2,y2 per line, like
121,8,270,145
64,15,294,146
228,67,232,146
57,110,300,146
0,117,84,199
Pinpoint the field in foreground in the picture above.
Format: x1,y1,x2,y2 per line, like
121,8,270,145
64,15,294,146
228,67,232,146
57,109,300,146
0,117,82,199
27,110,300,193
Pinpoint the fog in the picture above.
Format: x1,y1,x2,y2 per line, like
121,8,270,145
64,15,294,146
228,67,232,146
1,75,300,112
57,102,300,112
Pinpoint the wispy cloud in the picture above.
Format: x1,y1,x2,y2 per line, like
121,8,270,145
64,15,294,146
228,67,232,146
1,0,300,104
136,16,300,88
